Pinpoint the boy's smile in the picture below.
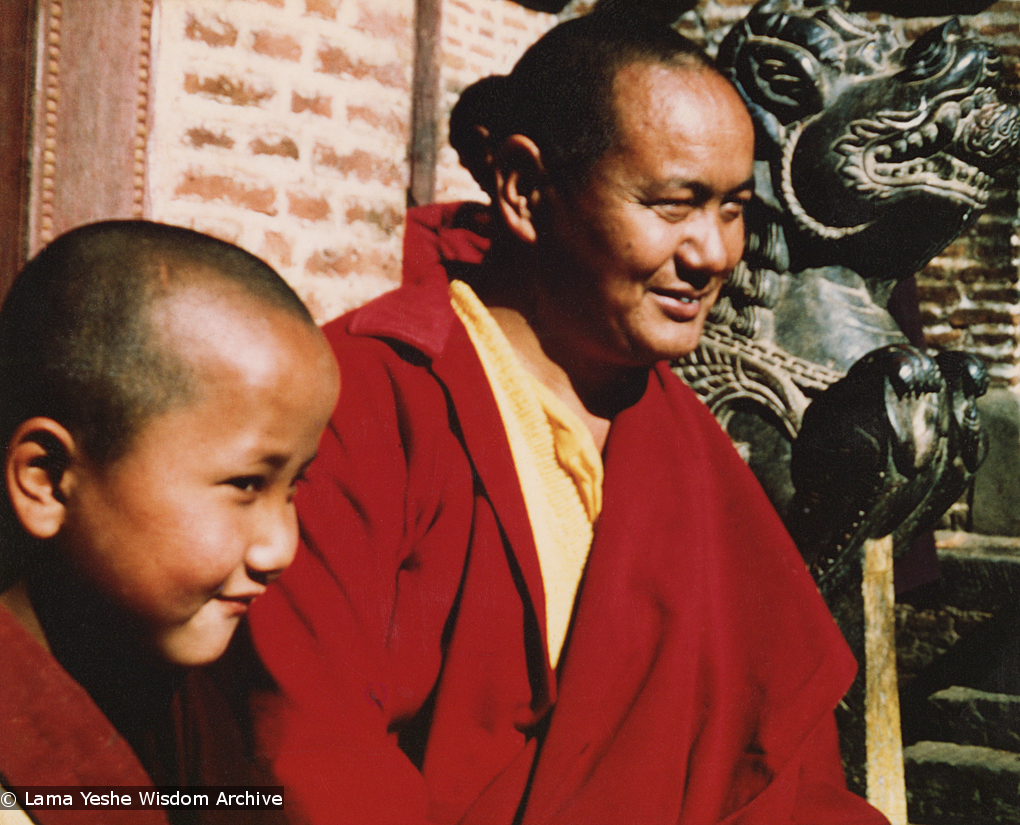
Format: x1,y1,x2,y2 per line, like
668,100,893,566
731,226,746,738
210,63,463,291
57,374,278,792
56,283,339,666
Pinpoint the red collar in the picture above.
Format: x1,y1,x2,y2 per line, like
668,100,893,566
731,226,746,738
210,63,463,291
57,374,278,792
349,202,492,357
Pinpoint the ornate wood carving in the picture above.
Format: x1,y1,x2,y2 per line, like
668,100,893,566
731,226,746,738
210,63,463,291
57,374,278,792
28,0,154,255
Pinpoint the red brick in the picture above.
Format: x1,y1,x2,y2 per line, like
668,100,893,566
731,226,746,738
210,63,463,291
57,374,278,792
317,45,409,91
919,307,948,326
288,191,331,221
292,92,332,117
314,144,406,187
443,53,467,71
184,73,274,107
972,286,1020,303
251,136,300,159
916,283,961,304
306,248,355,276
954,264,998,285
242,0,284,6
975,22,1020,38
259,230,294,269
948,307,1016,327
305,246,398,277
185,13,238,48
972,330,1018,346
185,127,235,149
355,5,409,40
344,202,403,234
175,170,277,215
925,330,966,347
253,30,301,62
346,104,408,140
469,43,496,60
979,350,1018,364
305,0,339,20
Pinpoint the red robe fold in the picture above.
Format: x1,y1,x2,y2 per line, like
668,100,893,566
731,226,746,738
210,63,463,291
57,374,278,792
248,203,888,825
0,604,168,825
0,598,284,825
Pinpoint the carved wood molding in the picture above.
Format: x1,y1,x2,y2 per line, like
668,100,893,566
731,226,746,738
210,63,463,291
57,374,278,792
0,1,34,298
28,0,155,255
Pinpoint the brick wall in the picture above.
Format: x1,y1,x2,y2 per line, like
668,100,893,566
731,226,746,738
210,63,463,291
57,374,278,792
149,0,416,322
902,3,1020,387
144,0,1020,369
433,0,558,203
147,0,557,322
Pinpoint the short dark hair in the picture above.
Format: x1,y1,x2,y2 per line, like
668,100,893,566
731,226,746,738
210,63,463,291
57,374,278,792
0,220,314,468
449,11,717,196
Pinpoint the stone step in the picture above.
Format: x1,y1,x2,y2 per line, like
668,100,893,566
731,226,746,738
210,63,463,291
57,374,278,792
904,740,1020,825
897,533,1020,703
933,531,1020,614
925,686,1020,752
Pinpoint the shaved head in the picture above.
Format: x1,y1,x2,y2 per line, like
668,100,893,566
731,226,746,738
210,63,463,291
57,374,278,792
0,221,315,466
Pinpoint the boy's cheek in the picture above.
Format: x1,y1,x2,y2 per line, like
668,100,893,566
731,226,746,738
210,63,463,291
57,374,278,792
150,601,242,666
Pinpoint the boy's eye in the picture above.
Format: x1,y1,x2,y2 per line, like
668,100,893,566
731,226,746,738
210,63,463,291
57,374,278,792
227,476,266,494
286,471,309,503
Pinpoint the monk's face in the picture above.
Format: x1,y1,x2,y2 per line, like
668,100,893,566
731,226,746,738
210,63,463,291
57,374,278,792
537,61,754,368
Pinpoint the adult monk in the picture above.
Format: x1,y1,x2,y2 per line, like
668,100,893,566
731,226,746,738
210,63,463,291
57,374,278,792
248,12,888,825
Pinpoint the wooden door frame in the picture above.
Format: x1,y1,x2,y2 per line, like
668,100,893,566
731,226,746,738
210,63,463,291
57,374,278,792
0,0,36,299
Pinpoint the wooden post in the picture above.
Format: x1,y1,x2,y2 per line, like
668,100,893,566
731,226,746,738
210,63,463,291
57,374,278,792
408,0,442,208
863,535,908,825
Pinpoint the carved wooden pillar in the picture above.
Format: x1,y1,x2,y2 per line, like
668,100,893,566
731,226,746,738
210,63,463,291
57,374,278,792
26,0,155,257
0,0,36,298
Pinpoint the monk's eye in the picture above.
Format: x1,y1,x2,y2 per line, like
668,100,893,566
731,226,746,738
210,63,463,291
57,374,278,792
647,199,696,222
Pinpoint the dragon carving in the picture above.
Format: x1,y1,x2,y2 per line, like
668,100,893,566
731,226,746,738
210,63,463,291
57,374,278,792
678,0,1020,589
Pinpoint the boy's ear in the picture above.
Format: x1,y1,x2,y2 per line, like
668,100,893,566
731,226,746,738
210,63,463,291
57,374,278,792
493,134,547,245
6,418,77,540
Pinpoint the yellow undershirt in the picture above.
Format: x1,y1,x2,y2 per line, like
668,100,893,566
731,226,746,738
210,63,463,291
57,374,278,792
449,280,603,669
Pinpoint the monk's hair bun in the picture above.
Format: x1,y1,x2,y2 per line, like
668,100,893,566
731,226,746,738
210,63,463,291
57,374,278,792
449,74,514,197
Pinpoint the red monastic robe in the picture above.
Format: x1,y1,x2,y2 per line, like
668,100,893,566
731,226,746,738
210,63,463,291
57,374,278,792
248,203,888,825
0,604,168,825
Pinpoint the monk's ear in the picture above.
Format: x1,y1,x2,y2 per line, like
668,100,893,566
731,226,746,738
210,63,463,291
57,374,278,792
493,134,548,245
6,418,77,540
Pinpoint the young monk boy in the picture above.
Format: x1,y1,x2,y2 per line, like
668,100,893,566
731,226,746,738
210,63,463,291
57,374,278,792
0,221,339,825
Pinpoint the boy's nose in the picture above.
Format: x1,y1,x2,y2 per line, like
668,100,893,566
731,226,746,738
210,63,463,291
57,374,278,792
245,507,298,586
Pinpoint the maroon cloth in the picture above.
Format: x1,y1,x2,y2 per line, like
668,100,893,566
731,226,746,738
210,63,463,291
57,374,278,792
0,603,168,825
0,602,283,825
248,203,888,825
